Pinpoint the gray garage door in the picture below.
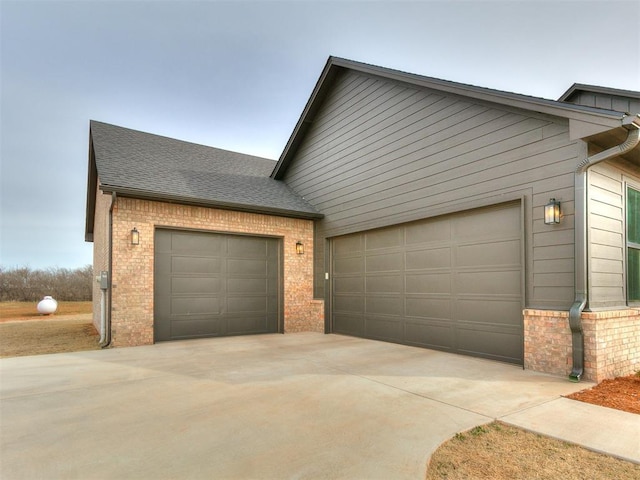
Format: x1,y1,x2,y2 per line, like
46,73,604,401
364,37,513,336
154,229,280,342
331,202,523,364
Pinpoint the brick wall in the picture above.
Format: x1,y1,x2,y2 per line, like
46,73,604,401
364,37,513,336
91,187,111,334
524,308,640,382
582,309,640,382
108,196,323,347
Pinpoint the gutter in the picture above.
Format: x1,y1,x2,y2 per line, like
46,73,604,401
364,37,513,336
569,116,640,381
99,192,116,348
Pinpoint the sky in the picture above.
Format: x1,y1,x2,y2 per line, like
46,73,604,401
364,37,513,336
1,0,639,270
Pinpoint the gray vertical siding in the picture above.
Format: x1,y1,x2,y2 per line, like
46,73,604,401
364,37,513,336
283,69,581,309
588,160,640,308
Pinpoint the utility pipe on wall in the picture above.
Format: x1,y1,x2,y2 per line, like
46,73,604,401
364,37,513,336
99,192,116,348
569,117,640,381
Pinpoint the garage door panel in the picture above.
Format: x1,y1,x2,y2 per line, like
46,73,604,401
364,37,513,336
334,235,363,255
334,276,364,294
406,273,451,294
365,316,402,342
227,258,267,276
405,297,451,319
228,236,269,257
366,252,403,272
457,326,523,363
404,320,454,350
366,228,403,250
172,256,221,274
155,230,280,342
227,278,267,294
171,277,221,295
456,239,520,267
405,248,451,270
227,315,274,335
334,256,364,275
405,217,451,244
227,296,268,314
171,297,220,316
455,270,521,295
366,275,403,293
366,296,402,316
456,298,522,326
333,314,364,335
171,232,224,254
333,294,365,313
332,201,524,365
170,317,225,339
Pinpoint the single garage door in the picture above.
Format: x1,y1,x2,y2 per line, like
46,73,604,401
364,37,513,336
331,202,523,364
154,229,280,341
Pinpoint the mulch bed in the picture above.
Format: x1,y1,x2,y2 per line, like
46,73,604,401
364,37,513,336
566,374,640,414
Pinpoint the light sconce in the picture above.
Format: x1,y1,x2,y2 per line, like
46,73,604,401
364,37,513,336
131,227,140,245
544,198,561,225
295,241,304,255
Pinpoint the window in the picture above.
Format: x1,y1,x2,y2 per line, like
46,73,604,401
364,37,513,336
628,186,640,303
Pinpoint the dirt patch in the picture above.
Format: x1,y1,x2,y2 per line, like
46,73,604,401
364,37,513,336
0,301,99,357
426,422,640,480
566,374,640,414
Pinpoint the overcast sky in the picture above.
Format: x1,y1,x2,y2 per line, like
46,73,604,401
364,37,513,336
1,0,639,270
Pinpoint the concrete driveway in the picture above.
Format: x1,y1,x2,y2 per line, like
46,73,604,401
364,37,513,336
1,333,589,479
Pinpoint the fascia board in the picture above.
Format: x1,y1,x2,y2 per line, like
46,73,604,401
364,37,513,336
98,184,324,220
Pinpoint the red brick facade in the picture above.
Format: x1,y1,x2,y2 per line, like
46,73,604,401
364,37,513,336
524,308,640,382
94,191,323,347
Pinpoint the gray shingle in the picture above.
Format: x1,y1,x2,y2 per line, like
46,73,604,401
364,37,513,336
90,121,321,218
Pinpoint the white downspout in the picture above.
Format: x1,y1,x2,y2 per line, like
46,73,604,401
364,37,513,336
569,116,640,382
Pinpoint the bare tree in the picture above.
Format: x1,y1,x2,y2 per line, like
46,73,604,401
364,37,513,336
0,266,93,302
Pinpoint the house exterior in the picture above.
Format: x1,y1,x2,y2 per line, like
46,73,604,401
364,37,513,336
86,57,640,382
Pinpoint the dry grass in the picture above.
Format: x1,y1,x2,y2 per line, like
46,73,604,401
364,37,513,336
0,300,92,321
0,301,98,357
426,422,640,479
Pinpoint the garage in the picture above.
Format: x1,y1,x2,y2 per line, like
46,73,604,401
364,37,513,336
331,202,523,364
154,229,281,341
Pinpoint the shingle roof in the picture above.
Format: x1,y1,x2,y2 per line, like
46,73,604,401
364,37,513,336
89,121,322,219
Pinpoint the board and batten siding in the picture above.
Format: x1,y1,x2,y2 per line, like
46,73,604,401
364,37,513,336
282,69,581,309
566,91,640,117
588,159,640,309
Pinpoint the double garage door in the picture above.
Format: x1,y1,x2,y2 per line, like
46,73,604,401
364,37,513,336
154,229,280,342
331,202,524,364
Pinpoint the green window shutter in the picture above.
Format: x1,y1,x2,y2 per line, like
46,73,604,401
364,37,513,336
629,248,640,302
628,187,640,302
628,187,640,245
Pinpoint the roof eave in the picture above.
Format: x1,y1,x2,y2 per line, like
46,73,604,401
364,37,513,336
98,185,324,220
84,131,98,242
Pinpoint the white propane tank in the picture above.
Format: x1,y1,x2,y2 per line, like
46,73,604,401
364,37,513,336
37,296,58,315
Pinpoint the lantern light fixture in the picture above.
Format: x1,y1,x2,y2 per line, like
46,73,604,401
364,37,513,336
296,241,304,255
131,227,140,245
544,198,561,225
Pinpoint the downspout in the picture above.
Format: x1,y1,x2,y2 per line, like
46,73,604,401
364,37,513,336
99,192,116,348
569,118,640,381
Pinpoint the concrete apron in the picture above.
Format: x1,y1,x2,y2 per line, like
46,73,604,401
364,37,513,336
1,333,594,479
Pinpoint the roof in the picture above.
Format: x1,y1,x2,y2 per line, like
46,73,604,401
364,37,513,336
272,57,632,179
85,121,322,240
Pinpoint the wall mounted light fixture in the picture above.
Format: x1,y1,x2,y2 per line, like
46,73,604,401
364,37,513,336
131,227,140,245
296,241,304,255
544,198,561,225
